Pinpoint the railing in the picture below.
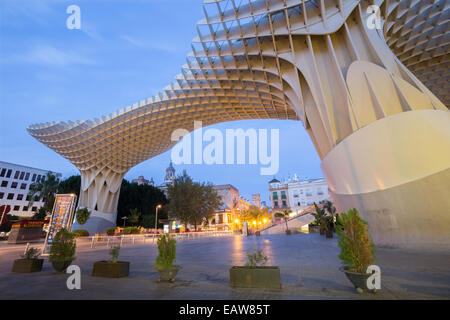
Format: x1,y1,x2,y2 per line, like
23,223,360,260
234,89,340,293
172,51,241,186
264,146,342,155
83,230,235,248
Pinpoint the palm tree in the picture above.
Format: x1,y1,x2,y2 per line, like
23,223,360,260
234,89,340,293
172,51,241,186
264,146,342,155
312,203,327,235
27,172,60,214
274,210,292,234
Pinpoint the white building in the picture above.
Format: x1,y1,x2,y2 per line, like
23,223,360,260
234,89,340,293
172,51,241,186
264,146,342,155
0,161,62,218
131,175,154,186
269,174,331,215
252,194,261,208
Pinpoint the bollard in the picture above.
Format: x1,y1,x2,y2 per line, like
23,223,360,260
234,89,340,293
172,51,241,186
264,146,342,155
133,236,135,244
91,236,95,248
120,236,123,247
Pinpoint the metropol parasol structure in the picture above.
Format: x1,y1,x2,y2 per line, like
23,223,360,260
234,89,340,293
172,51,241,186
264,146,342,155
28,0,449,249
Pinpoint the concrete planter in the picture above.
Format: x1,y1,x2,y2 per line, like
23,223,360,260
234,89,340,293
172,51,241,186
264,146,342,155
340,266,376,293
255,231,261,236
230,266,281,289
11,259,43,273
308,225,320,233
156,265,179,282
285,230,292,235
92,261,129,278
51,260,73,273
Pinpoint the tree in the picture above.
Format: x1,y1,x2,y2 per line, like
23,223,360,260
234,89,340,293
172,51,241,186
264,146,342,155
75,207,91,225
128,208,141,226
242,206,271,230
167,171,222,231
28,172,60,213
116,179,168,226
33,207,47,220
274,210,292,232
58,175,81,202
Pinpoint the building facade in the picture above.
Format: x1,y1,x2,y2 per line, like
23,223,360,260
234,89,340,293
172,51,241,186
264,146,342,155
212,184,251,231
252,194,261,208
0,161,61,218
269,175,330,215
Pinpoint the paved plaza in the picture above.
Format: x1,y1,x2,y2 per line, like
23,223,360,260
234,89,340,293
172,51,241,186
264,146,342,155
0,233,449,300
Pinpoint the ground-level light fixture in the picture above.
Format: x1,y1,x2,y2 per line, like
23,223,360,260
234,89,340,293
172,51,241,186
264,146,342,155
234,219,239,223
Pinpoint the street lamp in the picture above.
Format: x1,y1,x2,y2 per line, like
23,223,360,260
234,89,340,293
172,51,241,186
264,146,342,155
121,216,128,227
155,204,162,234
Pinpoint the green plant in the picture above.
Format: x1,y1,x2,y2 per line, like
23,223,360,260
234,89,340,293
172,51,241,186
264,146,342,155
49,228,76,262
155,234,176,270
274,210,291,232
33,207,47,220
75,208,91,225
106,228,116,236
245,247,268,267
21,247,41,260
128,208,141,226
72,229,89,237
122,227,141,235
335,208,376,273
109,245,120,263
312,203,327,233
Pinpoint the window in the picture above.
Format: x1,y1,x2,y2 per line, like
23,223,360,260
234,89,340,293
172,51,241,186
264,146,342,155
25,172,30,181
227,214,232,223
26,195,31,201
1,181,7,187
7,193,14,200
6,169,12,178
23,206,28,211
32,174,36,182
19,172,25,180
282,200,287,207
13,205,20,211
36,175,42,182
11,182,17,188
0,168,5,177
281,191,286,199
218,214,223,224
31,207,37,212
20,183,27,190
0,192,3,199
16,194,24,201
272,192,278,200
14,171,19,179
274,201,279,208
34,196,40,201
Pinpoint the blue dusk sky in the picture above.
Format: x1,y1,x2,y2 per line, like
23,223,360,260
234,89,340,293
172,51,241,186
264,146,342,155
0,0,323,205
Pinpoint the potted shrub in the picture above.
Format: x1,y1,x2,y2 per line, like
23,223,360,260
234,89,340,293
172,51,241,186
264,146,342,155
106,228,116,236
92,245,129,278
230,247,281,289
274,210,292,235
72,229,89,238
154,234,178,282
336,208,377,293
49,228,76,272
312,203,326,235
11,246,43,273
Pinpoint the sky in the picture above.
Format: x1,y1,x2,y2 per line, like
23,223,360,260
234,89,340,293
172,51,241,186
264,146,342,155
0,0,324,205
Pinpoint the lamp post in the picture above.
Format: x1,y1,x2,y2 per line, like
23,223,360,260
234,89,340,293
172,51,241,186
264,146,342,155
155,204,162,234
121,216,128,227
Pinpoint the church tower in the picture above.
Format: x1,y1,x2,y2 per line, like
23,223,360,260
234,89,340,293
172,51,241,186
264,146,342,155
164,161,175,185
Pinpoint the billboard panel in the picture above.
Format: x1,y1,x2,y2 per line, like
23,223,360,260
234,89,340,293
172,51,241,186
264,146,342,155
42,194,77,255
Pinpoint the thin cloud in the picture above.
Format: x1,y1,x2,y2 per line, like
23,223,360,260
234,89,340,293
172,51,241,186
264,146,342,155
12,45,96,67
120,34,179,54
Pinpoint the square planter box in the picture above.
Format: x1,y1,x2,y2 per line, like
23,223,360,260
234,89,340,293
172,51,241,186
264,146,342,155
92,261,129,278
12,259,43,273
230,266,281,289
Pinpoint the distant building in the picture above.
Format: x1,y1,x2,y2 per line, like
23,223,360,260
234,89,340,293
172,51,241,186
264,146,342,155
0,161,62,217
252,194,261,208
269,174,331,215
132,175,155,186
211,184,251,231
158,162,175,196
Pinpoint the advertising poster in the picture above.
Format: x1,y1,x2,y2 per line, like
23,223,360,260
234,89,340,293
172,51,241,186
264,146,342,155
42,194,77,255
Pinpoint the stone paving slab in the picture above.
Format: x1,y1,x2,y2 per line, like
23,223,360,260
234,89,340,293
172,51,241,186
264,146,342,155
0,233,449,300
